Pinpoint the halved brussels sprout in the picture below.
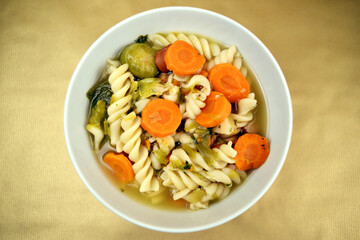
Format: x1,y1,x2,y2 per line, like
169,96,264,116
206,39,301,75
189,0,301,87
120,43,158,79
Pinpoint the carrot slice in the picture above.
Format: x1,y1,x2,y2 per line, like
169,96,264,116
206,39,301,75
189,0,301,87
164,40,206,76
234,133,270,171
103,152,134,183
171,198,188,207
141,99,182,137
208,63,250,103
195,91,231,128
155,45,171,72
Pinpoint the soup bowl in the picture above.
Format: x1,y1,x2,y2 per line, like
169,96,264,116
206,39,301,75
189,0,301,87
64,6,292,232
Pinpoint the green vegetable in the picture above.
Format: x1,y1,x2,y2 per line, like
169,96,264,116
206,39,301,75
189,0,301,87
178,91,185,104
87,80,113,108
189,188,205,203
154,148,168,165
87,100,107,150
170,159,184,169
183,161,192,170
138,78,167,98
134,34,148,43
170,158,193,171
194,129,211,145
196,141,218,165
120,43,158,79
184,120,199,133
103,119,109,136
88,100,107,126
181,144,197,159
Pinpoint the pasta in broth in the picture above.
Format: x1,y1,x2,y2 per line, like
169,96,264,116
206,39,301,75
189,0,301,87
86,32,269,210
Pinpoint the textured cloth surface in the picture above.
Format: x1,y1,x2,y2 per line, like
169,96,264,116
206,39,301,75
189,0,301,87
0,0,359,239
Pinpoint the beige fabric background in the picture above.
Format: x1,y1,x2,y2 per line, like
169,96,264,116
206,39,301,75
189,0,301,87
0,0,359,239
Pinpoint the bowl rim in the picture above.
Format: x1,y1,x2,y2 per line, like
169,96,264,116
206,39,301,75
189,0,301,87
64,6,293,233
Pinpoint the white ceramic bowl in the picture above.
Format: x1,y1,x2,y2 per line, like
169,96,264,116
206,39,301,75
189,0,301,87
64,7,292,233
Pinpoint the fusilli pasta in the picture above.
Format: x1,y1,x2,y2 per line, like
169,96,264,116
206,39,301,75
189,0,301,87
182,75,211,119
149,33,221,60
119,112,160,192
213,93,257,135
212,141,236,169
107,64,133,152
205,45,248,77
132,145,160,192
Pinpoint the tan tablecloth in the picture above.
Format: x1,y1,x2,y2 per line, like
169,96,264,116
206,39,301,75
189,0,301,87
1,0,359,239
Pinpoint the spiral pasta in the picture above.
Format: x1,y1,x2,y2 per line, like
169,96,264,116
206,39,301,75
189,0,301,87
214,93,257,135
162,85,180,103
160,167,210,191
233,92,257,128
212,141,237,169
134,98,150,113
182,75,211,119
149,33,221,60
205,45,248,77
173,132,194,146
119,112,143,160
119,111,160,192
168,72,190,83
169,148,212,172
161,170,231,210
203,183,231,201
107,64,133,152
149,135,175,170
132,145,160,192
103,59,120,77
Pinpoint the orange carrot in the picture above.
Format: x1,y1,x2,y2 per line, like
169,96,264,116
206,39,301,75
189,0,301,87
164,40,206,76
234,133,270,171
141,99,182,137
103,152,134,183
199,70,208,78
208,63,250,103
195,91,231,128
171,198,188,207
155,45,171,72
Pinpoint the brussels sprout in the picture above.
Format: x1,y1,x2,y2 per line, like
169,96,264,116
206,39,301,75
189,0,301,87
120,43,158,79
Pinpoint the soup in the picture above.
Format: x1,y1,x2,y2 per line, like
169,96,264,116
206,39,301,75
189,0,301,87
86,32,269,211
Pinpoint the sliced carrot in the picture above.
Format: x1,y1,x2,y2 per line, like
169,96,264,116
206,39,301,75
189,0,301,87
164,40,206,76
199,70,208,78
141,99,182,137
195,91,231,128
171,198,188,207
208,63,250,103
234,133,270,171
103,152,134,183
155,45,171,72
